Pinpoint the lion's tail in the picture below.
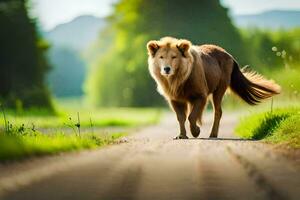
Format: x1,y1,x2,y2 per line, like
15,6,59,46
229,60,281,105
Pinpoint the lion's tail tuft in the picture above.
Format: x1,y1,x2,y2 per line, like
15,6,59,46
230,61,281,105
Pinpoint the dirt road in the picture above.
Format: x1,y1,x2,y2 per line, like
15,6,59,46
0,112,299,200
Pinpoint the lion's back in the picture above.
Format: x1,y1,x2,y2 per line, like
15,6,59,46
195,44,231,60
193,44,234,93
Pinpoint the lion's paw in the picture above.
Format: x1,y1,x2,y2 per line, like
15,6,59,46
173,134,189,140
191,126,200,138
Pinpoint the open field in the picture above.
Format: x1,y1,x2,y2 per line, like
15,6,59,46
0,102,162,129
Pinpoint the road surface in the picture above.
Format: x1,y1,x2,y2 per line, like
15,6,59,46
0,112,299,200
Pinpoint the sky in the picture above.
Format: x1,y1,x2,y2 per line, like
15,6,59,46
30,0,116,30
221,0,300,14
31,0,300,31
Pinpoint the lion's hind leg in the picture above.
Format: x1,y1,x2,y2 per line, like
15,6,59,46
209,86,227,138
196,100,208,126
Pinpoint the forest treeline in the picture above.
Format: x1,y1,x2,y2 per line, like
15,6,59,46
0,0,299,109
241,28,300,70
0,0,52,109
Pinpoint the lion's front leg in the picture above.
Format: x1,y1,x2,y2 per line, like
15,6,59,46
170,100,188,139
188,97,207,138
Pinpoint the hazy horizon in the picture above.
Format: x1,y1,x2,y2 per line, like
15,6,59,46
31,0,300,31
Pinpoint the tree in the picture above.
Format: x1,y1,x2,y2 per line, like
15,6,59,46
0,0,52,109
86,0,247,107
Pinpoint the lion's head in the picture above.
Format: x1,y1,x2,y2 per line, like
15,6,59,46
147,37,194,96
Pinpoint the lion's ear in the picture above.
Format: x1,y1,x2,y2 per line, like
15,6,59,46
147,40,160,57
176,40,191,57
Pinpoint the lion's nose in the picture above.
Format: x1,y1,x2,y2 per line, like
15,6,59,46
164,66,171,73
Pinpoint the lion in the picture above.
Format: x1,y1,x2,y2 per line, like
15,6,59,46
147,37,281,139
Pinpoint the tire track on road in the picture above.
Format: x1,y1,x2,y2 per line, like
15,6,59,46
196,141,266,200
227,146,289,200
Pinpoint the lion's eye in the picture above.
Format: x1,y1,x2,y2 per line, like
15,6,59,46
159,56,164,59
172,56,177,59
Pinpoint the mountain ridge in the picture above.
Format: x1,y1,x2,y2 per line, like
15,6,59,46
233,10,300,29
45,15,105,51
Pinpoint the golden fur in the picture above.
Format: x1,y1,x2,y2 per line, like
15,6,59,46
147,37,281,139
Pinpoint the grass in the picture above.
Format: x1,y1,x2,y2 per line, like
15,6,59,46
235,107,300,148
0,128,124,161
0,99,162,161
0,107,162,129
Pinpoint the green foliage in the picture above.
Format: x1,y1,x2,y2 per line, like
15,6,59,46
240,28,300,70
86,0,247,107
269,67,300,99
0,0,52,109
235,107,300,148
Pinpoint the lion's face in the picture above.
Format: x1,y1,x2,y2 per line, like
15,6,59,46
155,47,181,77
147,37,193,79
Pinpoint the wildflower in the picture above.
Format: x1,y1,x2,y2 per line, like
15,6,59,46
272,46,277,52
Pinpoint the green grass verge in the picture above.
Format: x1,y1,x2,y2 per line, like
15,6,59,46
0,107,162,129
0,130,124,161
0,103,161,161
235,107,300,148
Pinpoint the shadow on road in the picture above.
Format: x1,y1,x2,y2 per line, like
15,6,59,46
187,138,256,141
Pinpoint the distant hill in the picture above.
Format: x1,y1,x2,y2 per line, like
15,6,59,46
45,15,105,97
45,15,105,51
233,10,300,29
47,46,86,97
